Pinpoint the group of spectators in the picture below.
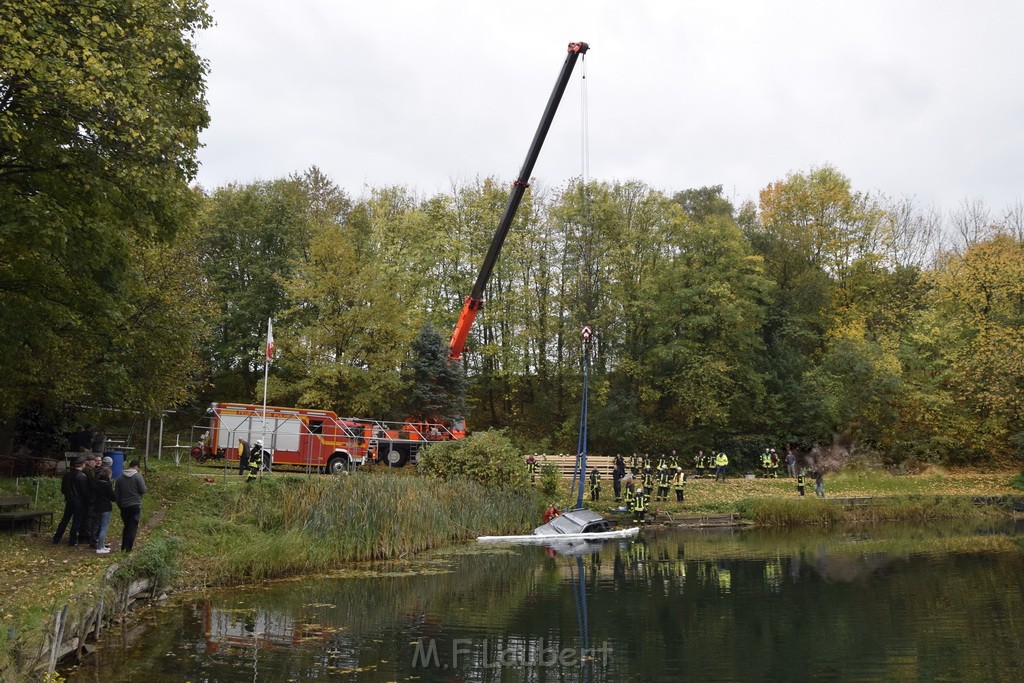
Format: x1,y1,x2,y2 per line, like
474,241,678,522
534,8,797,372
52,453,147,553
69,424,108,454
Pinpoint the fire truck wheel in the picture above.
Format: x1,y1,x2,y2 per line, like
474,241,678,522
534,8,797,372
326,455,349,475
384,448,409,467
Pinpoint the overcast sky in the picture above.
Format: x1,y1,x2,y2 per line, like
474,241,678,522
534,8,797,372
193,0,1024,216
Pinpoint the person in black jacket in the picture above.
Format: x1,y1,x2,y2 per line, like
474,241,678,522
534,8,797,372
53,457,90,546
114,459,147,552
81,453,100,546
92,466,116,554
612,454,626,502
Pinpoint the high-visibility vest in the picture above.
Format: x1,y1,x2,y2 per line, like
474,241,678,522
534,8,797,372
673,472,686,489
634,491,648,511
716,453,728,466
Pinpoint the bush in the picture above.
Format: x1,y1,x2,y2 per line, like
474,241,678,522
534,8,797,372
113,535,183,588
539,463,561,498
418,430,529,489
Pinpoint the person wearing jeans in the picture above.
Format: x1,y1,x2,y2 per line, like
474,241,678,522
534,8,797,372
114,459,147,552
93,466,116,553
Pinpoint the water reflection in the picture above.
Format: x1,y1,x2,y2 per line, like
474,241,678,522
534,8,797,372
71,521,1024,682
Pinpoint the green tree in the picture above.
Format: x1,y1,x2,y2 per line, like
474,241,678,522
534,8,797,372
0,0,211,447
198,178,312,400
403,323,467,420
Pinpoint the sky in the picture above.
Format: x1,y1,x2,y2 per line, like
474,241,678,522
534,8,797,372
192,0,1024,216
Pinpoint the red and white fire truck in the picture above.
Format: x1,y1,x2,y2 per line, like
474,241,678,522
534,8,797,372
195,402,465,474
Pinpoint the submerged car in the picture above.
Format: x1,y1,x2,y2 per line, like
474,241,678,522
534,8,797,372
533,508,613,536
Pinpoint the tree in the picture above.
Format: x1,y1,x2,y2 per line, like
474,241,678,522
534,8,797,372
403,323,467,420
198,178,312,399
0,0,211,448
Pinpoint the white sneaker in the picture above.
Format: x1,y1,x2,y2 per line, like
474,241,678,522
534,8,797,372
96,548,111,554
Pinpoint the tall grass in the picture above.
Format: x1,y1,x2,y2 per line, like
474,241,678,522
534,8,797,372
735,495,989,526
736,498,844,526
202,473,543,582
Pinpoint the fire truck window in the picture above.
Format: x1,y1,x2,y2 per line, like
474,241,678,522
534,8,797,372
309,420,323,435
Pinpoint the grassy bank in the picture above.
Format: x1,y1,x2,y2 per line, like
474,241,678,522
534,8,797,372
580,467,1020,519
734,494,995,526
170,472,543,584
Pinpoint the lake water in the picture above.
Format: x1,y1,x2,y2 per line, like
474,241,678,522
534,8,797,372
69,520,1024,682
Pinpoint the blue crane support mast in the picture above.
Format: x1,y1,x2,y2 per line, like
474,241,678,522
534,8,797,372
448,41,590,361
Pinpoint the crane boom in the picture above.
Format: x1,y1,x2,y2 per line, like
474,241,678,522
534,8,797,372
448,41,590,361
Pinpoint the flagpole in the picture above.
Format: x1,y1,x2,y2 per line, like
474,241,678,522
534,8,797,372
261,318,273,476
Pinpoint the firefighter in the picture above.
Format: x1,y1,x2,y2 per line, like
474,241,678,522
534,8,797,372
246,440,262,483
656,459,671,502
694,450,703,476
543,503,561,524
796,470,806,496
630,452,639,474
642,461,654,491
672,466,687,502
589,467,601,501
633,485,649,524
760,449,771,477
623,474,635,512
770,449,780,478
526,453,538,482
715,451,729,481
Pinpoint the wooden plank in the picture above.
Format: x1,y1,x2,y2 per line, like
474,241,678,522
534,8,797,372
0,495,33,509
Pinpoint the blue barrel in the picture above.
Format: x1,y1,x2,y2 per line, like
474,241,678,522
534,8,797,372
105,451,125,479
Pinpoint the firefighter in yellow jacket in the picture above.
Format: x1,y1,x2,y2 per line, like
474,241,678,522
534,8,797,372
633,485,649,524
715,452,729,481
672,466,687,502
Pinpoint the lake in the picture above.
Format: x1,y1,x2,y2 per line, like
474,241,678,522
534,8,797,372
69,520,1024,681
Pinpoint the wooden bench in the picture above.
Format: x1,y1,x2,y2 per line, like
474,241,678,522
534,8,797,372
0,494,55,533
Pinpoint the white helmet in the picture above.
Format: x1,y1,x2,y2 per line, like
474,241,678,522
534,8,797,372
254,439,263,447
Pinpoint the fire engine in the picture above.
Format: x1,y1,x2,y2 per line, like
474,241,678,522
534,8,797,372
195,402,465,473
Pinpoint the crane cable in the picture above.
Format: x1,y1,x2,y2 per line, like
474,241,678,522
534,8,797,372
579,53,590,184
571,55,593,509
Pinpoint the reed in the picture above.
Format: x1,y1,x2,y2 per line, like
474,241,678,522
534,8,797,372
201,472,543,582
736,498,844,526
